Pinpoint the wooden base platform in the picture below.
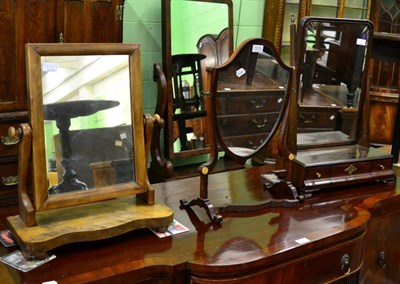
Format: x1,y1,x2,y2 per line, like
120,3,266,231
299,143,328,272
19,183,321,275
7,195,173,259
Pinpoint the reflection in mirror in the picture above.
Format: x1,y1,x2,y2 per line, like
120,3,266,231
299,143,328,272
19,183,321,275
171,1,229,55
41,55,134,195
297,18,372,149
179,38,294,223
214,41,290,158
165,0,233,159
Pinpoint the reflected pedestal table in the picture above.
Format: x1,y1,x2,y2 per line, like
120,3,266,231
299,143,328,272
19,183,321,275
44,100,119,194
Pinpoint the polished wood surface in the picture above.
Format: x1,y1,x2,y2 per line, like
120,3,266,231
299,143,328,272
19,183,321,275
368,1,400,146
1,165,399,283
370,32,400,163
7,196,173,259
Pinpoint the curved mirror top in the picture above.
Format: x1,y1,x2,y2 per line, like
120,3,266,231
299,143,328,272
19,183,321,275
213,39,291,158
41,55,134,195
297,17,373,148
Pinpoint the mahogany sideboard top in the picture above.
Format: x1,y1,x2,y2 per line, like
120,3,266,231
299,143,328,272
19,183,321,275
0,165,399,283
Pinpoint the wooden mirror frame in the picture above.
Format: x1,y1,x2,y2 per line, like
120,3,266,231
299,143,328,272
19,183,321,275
207,37,294,165
277,17,395,195
24,43,150,215
179,38,297,223
7,43,173,259
291,17,374,153
161,0,234,161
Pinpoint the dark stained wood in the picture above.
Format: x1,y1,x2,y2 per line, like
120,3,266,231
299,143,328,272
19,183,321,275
1,165,399,283
369,91,397,145
56,0,124,43
370,32,400,163
368,1,400,146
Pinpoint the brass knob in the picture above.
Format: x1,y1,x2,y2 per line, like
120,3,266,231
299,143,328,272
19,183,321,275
315,172,322,178
379,164,385,170
1,175,18,186
1,126,20,146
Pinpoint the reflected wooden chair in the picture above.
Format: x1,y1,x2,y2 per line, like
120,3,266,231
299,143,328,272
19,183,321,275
171,54,207,151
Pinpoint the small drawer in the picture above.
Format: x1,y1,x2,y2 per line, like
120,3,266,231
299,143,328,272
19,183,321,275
305,166,331,180
372,158,392,172
331,161,371,178
222,133,267,149
291,233,364,283
218,113,279,136
372,158,395,180
0,123,20,158
303,166,331,188
298,108,338,130
216,90,285,114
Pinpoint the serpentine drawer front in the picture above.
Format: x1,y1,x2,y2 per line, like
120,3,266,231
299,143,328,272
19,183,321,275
190,231,365,283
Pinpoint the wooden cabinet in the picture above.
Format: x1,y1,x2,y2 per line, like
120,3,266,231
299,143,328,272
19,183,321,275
190,232,364,283
262,0,372,63
2,165,399,283
56,0,124,43
0,0,55,113
360,209,400,283
0,0,124,207
368,0,400,145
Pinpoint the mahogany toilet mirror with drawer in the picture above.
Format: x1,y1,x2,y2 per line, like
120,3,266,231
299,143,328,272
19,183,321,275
6,43,173,259
179,38,299,223
150,0,234,180
279,17,395,194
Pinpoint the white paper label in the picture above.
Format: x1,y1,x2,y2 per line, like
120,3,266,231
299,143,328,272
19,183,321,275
295,237,311,245
252,44,264,53
236,68,246,77
356,38,367,46
42,62,58,72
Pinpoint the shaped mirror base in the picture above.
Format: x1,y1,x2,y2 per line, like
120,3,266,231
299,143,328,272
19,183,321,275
179,198,223,224
7,195,173,260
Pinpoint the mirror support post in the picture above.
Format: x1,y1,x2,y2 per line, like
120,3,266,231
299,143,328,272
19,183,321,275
14,124,36,227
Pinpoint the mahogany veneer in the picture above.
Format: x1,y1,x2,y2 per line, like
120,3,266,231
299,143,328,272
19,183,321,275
0,165,399,283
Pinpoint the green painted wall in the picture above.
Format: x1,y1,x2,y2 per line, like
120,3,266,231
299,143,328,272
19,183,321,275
122,0,266,115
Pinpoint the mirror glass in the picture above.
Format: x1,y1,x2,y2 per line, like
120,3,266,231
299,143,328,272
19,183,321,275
167,0,232,158
296,18,372,149
41,55,134,195
171,1,229,55
212,39,291,158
